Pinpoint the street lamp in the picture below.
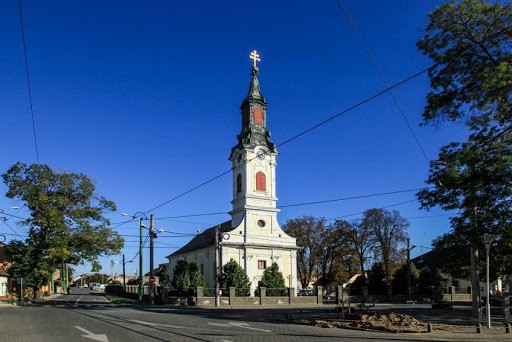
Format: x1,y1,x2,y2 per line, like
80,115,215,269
122,212,148,302
482,234,497,329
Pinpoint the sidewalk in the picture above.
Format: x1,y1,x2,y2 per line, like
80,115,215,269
279,304,512,341
190,303,512,341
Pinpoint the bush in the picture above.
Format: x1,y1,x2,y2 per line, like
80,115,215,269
23,288,34,301
105,285,124,296
220,259,251,297
255,262,287,296
6,293,17,304
172,260,206,296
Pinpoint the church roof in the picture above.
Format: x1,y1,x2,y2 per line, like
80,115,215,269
411,250,436,269
167,220,232,257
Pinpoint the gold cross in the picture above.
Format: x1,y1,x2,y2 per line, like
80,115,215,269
250,50,260,68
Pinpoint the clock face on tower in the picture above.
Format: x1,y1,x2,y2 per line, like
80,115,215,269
256,150,265,160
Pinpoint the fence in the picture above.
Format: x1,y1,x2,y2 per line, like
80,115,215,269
193,286,324,307
157,285,478,307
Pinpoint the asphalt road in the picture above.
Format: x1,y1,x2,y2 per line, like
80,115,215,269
1,293,510,342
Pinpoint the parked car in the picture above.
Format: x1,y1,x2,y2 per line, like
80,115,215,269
90,283,102,291
298,289,314,296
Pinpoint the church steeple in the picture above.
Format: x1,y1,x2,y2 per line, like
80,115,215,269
231,51,276,156
229,50,280,227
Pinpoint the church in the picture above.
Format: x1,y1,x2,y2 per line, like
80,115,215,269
167,52,299,295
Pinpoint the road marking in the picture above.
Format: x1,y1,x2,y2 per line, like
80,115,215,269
75,326,109,342
128,319,158,326
73,293,84,307
127,319,184,329
208,322,272,333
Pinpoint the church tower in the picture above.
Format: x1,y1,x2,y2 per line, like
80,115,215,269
169,51,298,295
228,51,279,231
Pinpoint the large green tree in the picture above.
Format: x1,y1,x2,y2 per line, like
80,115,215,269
3,162,123,296
417,0,512,133
219,259,251,296
416,0,512,317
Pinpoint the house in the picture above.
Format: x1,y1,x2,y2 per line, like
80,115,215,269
411,250,505,298
0,243,13,299
168,55,299,295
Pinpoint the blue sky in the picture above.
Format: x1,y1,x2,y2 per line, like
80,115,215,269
1,1,469,277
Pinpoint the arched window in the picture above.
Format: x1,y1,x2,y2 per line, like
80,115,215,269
236,174,242,193
256,171,266,191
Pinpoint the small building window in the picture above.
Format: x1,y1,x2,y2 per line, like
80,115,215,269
256,171,266,191
236,174,242,193
258,260,267,269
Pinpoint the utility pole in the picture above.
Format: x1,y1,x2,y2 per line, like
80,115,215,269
149,214,155,305
111,259,115,283
214,225,220,307
407,238,411,302
122,254,126,291
482,234,496,328
138,217,144,302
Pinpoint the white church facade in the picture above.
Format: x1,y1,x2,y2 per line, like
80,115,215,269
167,52,298,295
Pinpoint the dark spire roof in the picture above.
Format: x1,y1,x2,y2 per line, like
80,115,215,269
230,68,276,158
244,69,266,103
167,220,232,257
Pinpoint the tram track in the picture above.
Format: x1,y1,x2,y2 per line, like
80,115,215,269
67,307,226,342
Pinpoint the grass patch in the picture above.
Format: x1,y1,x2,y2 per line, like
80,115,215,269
105,295,134,304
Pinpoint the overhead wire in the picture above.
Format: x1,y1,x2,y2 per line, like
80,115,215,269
135,2,495,228
323,198,418,222
335,0,430,165
17,0,40,164
141,65,432,217
279,188,424,209
0,218,25,239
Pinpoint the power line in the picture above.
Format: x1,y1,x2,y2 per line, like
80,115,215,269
335,0,430,165
141,66,432,216
17,0,40,164
279,188,423,209
113,187,428,229
0,218,25,239
323,198,418,222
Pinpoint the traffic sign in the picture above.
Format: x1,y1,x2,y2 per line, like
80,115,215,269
149,276,155,284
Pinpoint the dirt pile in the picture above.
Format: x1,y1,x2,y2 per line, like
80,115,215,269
307,312,464,333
